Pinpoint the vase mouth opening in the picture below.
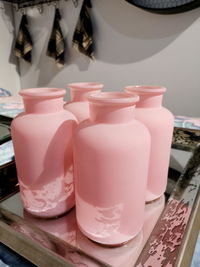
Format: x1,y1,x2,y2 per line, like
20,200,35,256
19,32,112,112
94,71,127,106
125,85,166,94
87,92,139,105
68,82,104,91
19,88,66,98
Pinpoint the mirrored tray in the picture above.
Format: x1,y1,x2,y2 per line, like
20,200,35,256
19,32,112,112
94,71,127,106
0,127,200,267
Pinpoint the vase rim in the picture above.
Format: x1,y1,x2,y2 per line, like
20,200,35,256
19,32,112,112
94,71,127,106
19,88,66,98
67,82,104,91
125,85,166,94
87,92,139,105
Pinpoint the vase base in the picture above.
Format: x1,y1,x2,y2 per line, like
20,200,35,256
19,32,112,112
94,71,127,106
77,222,141,248
90,235,139,248
145,194,163,204
23,205,74,220
23,197,75,219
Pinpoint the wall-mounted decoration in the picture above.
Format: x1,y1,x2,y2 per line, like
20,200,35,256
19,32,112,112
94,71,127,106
1,0,96,65
47,7,65,68
14,13,33,63
125,0,200,14
72,0,94,59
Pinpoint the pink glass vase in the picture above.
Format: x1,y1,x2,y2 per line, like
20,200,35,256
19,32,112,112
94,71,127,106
11,88,77,218
64,82,103,123
124,86,174,202
73,92,151,246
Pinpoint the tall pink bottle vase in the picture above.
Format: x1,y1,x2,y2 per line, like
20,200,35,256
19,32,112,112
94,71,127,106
124,86,174,203
73,92,151,246
64,82,104,123
11,88,78,218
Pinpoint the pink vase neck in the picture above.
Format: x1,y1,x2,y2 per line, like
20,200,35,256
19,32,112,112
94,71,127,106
136,94,163,108
124,86,166,108
68,82,103,102
88,92,139,124
19,88,66,114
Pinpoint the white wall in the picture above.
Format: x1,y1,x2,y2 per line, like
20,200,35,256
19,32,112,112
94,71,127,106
14,0,200,116
0,4,21,95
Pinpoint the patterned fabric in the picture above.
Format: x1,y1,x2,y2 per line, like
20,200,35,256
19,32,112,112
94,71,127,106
0,97,23,166
0,101,23,118
72,0,94,60
14,14,33,64
174,115,200,130
0,140,14,166
47,8,65,68
0,89,11,97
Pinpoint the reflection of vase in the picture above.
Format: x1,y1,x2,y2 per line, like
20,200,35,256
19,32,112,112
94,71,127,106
124,86,174,202
24,208,78,246
24,209,108,267
73,92,150,246
64,82,103,122
11,88,77,218
76,228,143,267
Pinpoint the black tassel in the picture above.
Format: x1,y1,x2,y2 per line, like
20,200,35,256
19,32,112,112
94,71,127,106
14,14,33,64
72,0,94,59
47,8,65,68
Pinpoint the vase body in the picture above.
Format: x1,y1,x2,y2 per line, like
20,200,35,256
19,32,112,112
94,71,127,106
124,86,174,202
11,88,77,218
73,92,151,246
64,82,103,123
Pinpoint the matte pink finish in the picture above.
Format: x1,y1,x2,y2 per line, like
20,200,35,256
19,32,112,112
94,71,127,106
11,88,77,218
73,92,151,245
64,82,103,122
124,86,174,202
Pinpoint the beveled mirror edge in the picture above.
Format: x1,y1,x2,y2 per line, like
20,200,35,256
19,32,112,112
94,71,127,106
135,128,200,266
175,187,200,267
